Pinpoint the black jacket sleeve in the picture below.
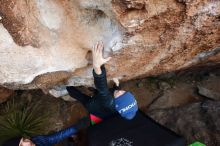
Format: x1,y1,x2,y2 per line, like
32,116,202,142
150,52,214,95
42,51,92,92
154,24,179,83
93,65,110,97
93,66,115,111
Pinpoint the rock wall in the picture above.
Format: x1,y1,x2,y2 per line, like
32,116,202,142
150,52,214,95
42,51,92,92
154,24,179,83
0,0,219,89
0,86,14,103
148,100,220,145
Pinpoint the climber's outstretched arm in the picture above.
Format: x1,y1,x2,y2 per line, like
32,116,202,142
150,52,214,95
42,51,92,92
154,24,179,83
92,41,112,96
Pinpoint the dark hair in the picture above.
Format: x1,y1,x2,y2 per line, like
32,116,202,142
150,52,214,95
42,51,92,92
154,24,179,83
3,137,21,146
109,83,122,95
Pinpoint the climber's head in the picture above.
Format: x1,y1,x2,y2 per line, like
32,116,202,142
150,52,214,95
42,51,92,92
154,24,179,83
113,90,125,98
19,138,35,146
112,78,138,120
3,137,35,146
114,91,138,120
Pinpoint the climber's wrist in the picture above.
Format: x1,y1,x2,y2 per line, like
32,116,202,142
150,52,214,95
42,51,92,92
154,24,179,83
93,66,102,75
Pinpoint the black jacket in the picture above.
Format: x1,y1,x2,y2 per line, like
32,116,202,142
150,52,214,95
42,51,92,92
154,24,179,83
67,66,117,119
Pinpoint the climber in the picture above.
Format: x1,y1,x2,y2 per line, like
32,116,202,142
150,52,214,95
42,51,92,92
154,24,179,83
2,118,89,146
66,41,138,124
65,41,186,146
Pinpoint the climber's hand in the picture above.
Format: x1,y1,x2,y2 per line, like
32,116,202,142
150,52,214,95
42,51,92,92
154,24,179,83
113,78,120,87
92,41,111,74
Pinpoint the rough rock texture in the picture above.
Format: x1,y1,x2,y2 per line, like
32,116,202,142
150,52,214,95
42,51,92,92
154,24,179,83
148,100,220,146
120,67,220,111
0,86,14,103
0,0,220,89
148,82,201,110
197,75,220,100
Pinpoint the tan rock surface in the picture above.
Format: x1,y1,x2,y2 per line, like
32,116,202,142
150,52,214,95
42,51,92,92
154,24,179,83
0,0,219,89
0,86,14,103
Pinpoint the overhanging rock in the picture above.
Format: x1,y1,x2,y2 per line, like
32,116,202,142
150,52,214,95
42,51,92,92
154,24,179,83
0,0,219,89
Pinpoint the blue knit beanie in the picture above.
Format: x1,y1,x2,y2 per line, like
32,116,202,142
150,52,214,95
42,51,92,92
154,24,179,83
114,92,138,120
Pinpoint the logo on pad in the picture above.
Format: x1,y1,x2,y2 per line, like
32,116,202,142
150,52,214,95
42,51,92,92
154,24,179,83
109,137,133,146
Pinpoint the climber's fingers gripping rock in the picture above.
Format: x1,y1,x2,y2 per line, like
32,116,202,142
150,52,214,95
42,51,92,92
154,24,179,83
92,41,112,74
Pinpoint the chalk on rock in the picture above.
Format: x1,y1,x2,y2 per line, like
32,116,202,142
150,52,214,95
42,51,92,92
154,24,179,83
49,85,68,98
